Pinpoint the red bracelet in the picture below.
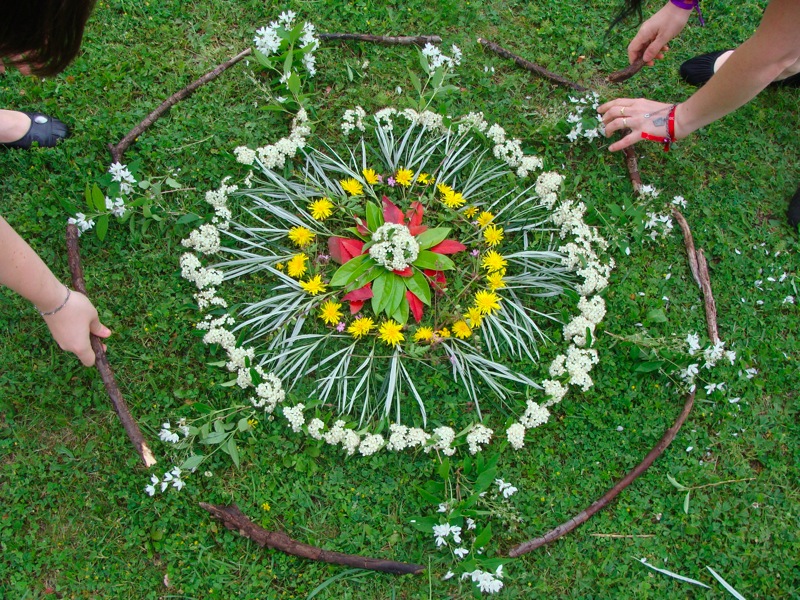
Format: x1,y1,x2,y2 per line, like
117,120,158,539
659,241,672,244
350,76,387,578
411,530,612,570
641,104,678,152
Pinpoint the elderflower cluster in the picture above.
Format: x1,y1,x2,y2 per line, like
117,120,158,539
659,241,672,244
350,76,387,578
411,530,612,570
421,43,462,69
250,373,285,413
341,106,367,134
181,224,221,255
506,423,526,449
234,108,310,169
283,403,305,432
321,420,361,455
358,433,385,456
385,424,431,451
466,424,493,455
519,400,550,429
180,253,223,290
542,379,569,406
426,426,456,456
369,223,420,270
563,296,606,347
549,346,600,391
535,171,564,209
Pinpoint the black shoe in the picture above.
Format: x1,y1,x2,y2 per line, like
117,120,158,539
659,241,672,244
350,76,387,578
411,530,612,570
788,186,800,230
0,112,70,149
680,50,800,88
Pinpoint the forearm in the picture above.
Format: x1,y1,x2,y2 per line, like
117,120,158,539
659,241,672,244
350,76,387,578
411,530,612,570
0,215,67,313
677,0,800,137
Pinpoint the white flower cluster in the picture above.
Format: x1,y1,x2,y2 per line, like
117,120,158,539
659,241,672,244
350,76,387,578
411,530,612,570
399,108,445,131
542,379,568,406
369,223,420,271
341,106,367,135
644,210,674,241
145,466,185,496
254,12,319,76
105,196,127,218
67,212,95,235
549,346,600,391
679,333,738,394
158,420,188,444
519,400,550,429
563,295,606,347
421,43,462,69
535,171,564,209
506,422,526,449
283,403,305,432
427,426,456,456
358,433,385,456
495,478,518,498
565,92,603,143
321,420,361,455
235,107,310,170
462,567,504,594
181,224,221,255
433,523,462,547
250,373,285,413
386,424,431,451
466,424,493,455
109,161,137,195
180,253,223,290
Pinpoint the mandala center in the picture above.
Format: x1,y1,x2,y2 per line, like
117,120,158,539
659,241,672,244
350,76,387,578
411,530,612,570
368,223,420,271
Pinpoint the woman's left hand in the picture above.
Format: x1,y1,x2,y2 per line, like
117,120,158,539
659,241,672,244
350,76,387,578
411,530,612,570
598,98,675,151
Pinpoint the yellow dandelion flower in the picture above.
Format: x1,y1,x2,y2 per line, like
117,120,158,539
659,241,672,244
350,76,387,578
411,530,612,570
483,224,504,246
481,250,508,273
436,328,451,338
463,206,479,219
247,418,258,428
347,317,375,338
379,320,405,346
474,290,501,315
288,226,315,248
437,182,454,196
417,172,432,184
486,271,506,291
413,326,434,343
309,197,334,221
476,211,495,227
395,167,413,187
261,502,271,511
286,253,308,278
300,275,327,295
276,262,285,271
362,168,380,185
319,300,343,325
452,320,473,339
340,178,364,196
465,306,484,328
442,190,466,209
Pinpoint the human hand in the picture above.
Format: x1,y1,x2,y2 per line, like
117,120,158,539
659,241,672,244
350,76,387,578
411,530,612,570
598,98,677,152
628,3,693,65
42,290,111,367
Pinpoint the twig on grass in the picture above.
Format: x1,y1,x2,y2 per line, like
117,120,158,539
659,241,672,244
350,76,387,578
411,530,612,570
477,37,588,91
607,58,645,83
507,391,695,557
200,503,425,575
319,33,441,45
66,224,157,468
623,145,642,194
589,533,655,539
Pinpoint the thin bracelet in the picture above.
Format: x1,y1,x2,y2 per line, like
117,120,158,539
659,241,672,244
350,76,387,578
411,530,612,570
38,286,71,317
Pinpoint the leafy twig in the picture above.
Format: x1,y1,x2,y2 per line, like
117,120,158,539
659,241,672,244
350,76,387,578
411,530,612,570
507,391,695,557
66,224,157,467
200,503,425,575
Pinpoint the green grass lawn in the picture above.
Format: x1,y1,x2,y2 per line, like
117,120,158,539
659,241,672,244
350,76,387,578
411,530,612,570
1,1,798,598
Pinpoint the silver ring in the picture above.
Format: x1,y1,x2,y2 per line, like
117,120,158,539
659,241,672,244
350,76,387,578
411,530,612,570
623,118,628,128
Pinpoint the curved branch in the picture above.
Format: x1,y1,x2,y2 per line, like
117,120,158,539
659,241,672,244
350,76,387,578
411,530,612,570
477,38,588,91
607,58,645,83
66,224,157,467
507,391,695,557
319,33,441,45
201,503,425,575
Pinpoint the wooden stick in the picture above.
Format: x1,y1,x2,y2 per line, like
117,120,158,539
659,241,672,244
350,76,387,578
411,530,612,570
607,58,645,83
108,48,253,163
623,145,642,194
477,38,588,91
589,533,655,539
66,224,157,468
200,503,425,575
507,391,695,557
672,209,701,287
319,33,441,45
696,249,720,344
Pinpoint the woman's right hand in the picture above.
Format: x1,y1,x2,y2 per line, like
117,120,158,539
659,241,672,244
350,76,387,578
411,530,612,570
628,2,693,65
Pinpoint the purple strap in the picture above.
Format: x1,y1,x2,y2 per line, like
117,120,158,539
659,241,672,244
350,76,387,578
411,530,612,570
669,0,705,25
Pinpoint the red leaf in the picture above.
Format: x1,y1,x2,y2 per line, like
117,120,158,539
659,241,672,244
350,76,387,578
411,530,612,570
342,284,373,302
406,290,424,323
406,201,425,228
382,195,404,224
393,267,414,277
328,237,365,264
429,239,467,255
424,269,447,292
349,300,364,315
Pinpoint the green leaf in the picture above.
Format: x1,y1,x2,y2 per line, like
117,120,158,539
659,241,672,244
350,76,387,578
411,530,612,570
371,270,393,314
646,308,668,323
84,183,93,210
666,474,688,491
287,72,301,96
329,254,372,287
413,250,455,271
473,523,493,549
437,458,451,480
414,487,441,505
237,417,251,432
391,297,409,324
415,227,451,250
200,431,228,445
408,515,438,533
409,69,422,94
228,437,240,468
683,491,691,514
431,67,446,89
95,214,109,241
365,201,384,231
165,177,181,189
180,454,204,471
418,49,430,75
473,467,497,494
405,269,432,305
634,361,663,373
176,213,201,225
386,275,405,315
91,184,105,212
283,49,294,75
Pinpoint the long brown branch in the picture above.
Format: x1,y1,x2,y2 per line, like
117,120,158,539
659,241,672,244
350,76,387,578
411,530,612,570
200,503,425,575
66,224,157,467
507,391,695,557
607,58,645,83
672,209,701,287
623,145,642,194
477,38,588,91
319,33,441,45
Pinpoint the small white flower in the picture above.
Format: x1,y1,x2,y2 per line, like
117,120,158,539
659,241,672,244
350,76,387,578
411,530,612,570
442,571,455,580
453,547,469,559
686,446,694,452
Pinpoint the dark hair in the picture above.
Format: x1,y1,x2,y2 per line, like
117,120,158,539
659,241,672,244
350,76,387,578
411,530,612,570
609,0,645,33
0,0,97,76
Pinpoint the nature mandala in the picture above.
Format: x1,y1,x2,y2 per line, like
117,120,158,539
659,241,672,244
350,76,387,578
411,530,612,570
180,106,614,457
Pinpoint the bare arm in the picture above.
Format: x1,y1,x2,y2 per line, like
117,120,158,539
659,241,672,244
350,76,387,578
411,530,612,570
0,215,110,366
600,0,800,151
